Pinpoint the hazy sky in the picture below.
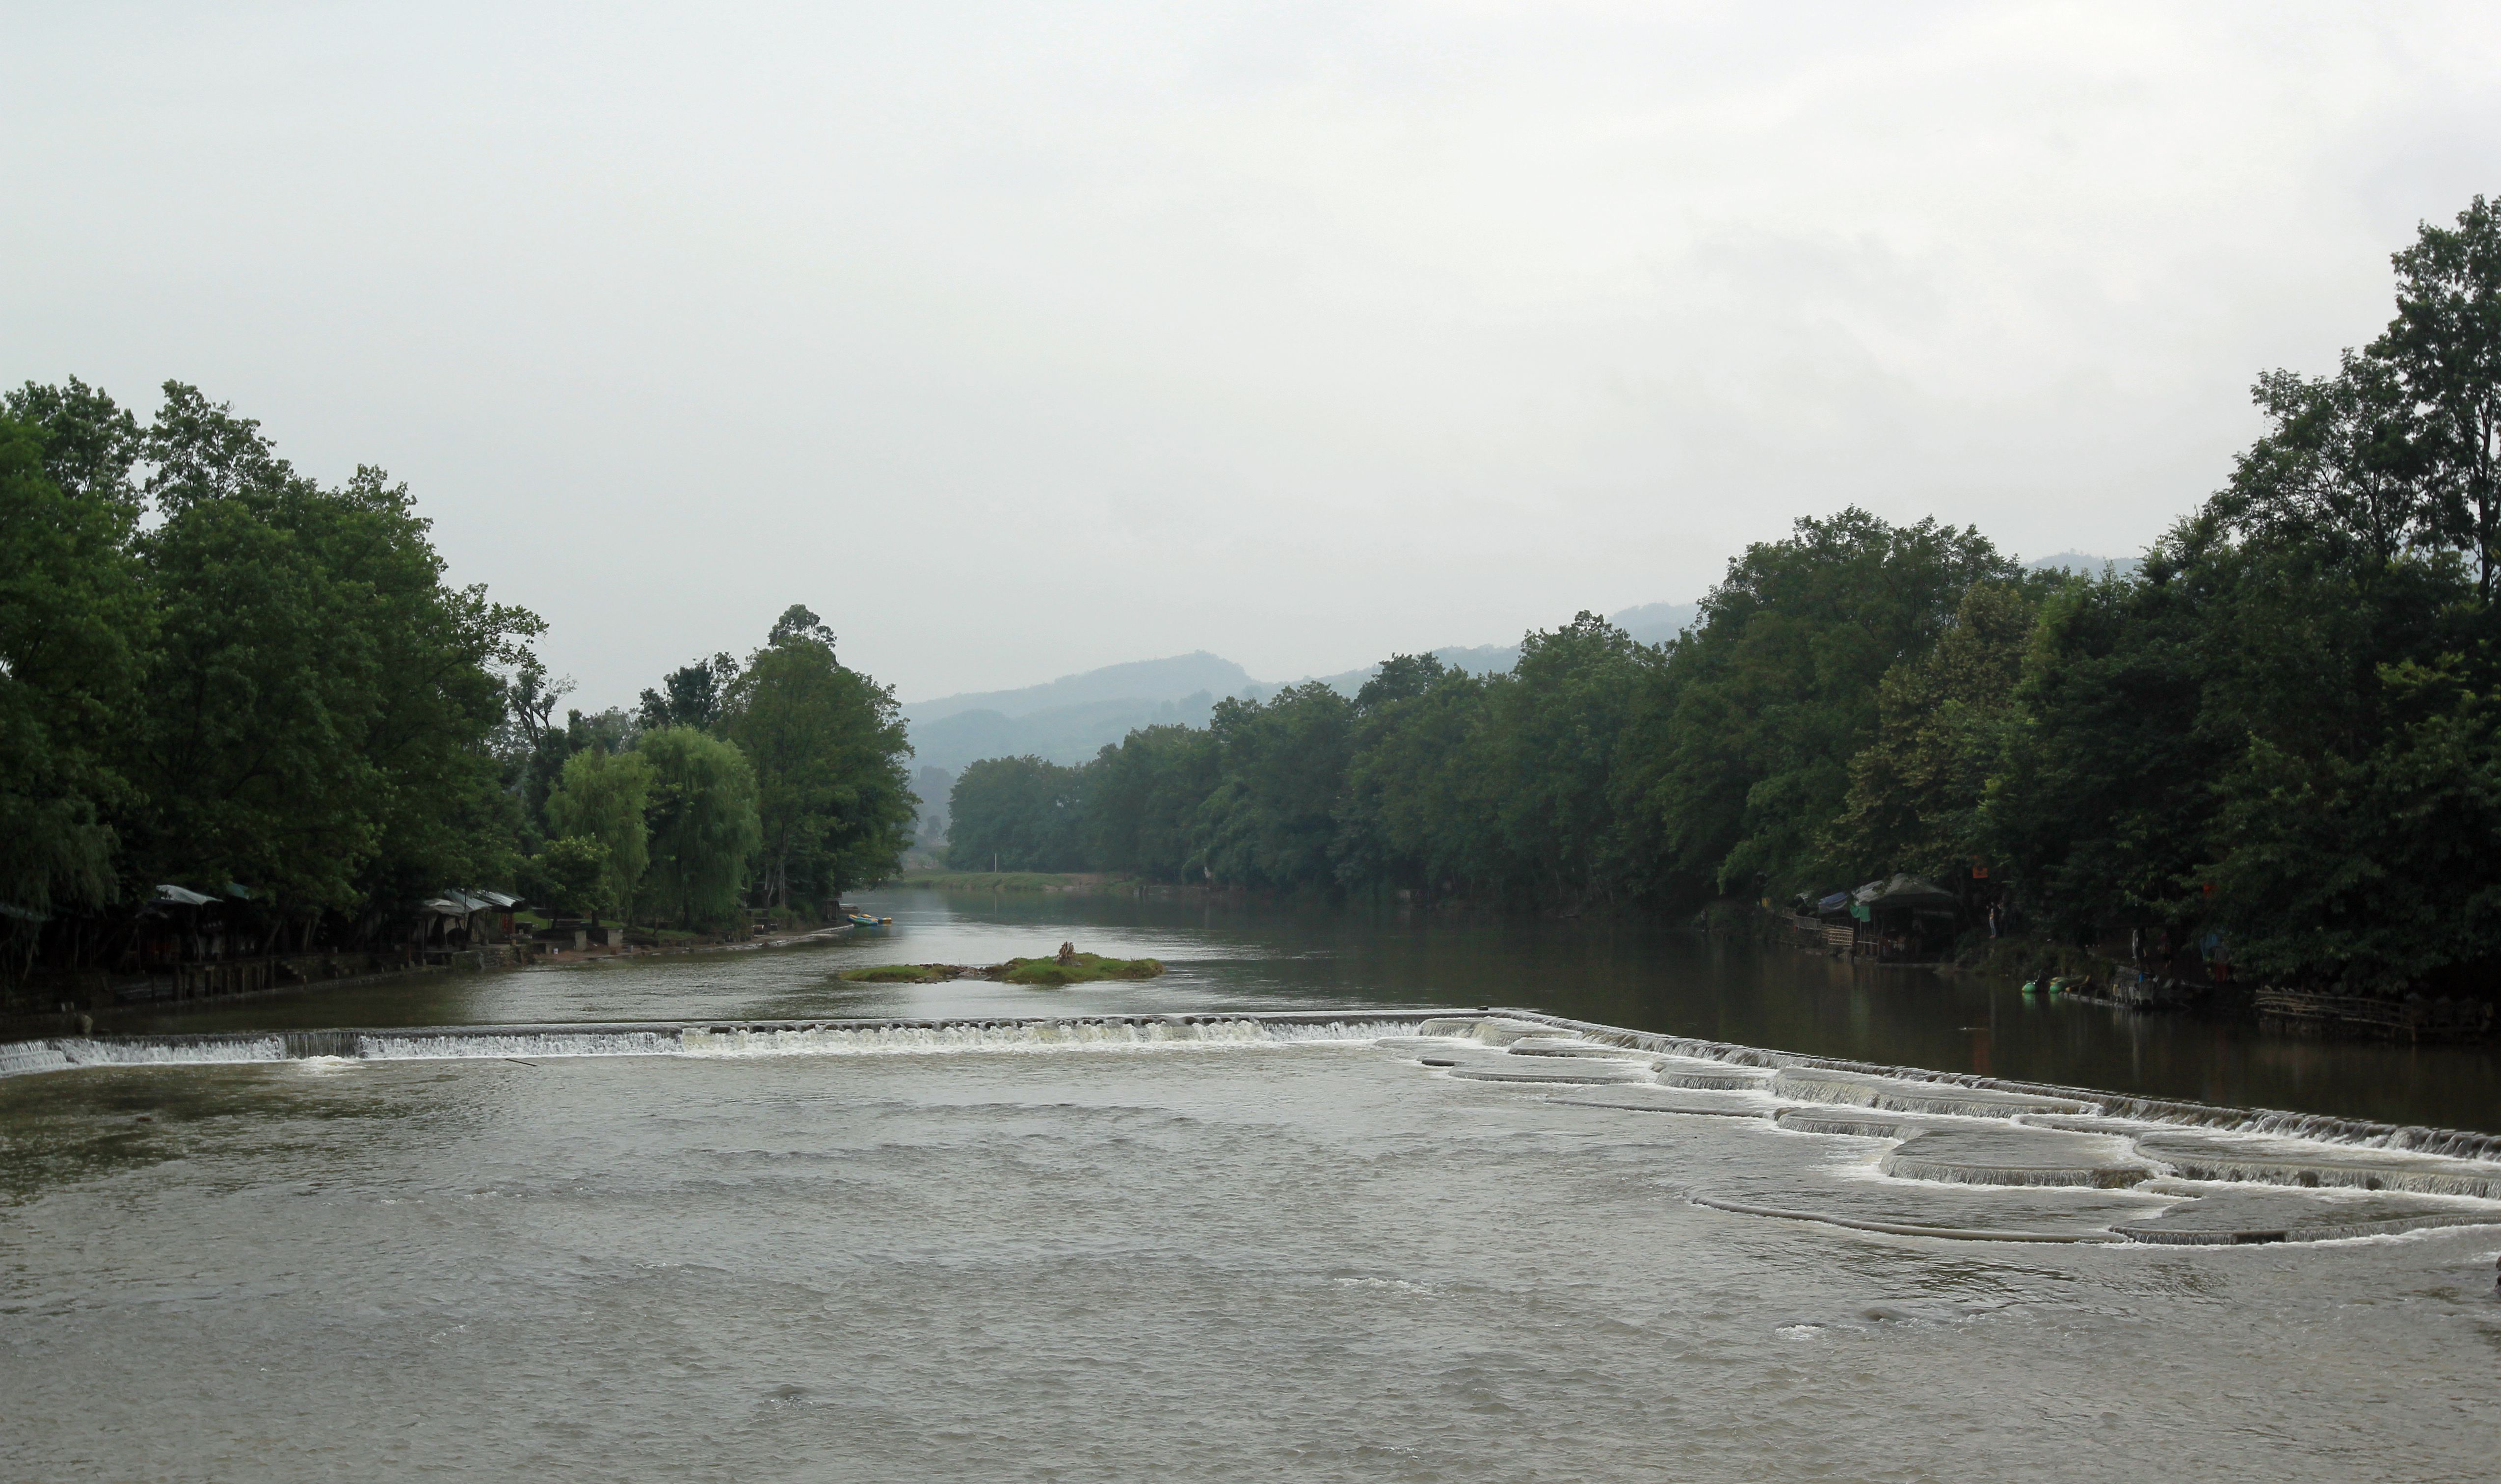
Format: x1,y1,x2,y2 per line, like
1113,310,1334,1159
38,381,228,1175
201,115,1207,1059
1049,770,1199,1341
8,2,2499,704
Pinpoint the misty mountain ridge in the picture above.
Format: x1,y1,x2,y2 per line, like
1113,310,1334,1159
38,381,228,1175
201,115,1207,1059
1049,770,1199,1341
903,603,1704,775
903,651,1258,725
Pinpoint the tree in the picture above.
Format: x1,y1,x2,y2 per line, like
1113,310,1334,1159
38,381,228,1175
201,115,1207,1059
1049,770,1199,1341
2374,195,2501,598
637,652,738,732
1194,683,1356,889
946,756,1089,871
523,835,612,921
4,376,141,510
1475,616,1651,905
719,607,915,910
1828,581,2045,880
0,409,146,933
1615,509,2020,901
120,386,537,917
638,726,761,928
2201,659,2501,992
544,747,653,921
1087,725,1219,880
1332,658,1490,897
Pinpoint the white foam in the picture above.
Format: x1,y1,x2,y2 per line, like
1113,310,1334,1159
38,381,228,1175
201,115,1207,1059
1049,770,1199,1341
52,1036,287,1067
0,1041,73,1077
681,1018,1408,1058
354,1031,680,1061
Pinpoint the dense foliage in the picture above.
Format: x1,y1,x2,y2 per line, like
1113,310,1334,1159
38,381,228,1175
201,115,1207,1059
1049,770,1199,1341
1,386,917,985
946,197,2501,1002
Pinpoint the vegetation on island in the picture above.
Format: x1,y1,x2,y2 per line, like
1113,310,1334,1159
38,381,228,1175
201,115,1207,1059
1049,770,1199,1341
839,948,1166,985
945,196,2501,1007
0,383,916,995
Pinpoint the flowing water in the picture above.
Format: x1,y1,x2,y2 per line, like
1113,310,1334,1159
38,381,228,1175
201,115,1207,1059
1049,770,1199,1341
102,887,2501,1133
5,890,2499,1481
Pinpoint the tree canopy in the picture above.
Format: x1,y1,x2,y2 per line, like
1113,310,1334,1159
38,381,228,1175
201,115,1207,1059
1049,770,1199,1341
932,193,2501,1006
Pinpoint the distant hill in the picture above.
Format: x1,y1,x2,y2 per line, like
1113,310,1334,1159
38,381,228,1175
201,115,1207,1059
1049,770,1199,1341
2027,551,2144,579
902,606,1702,782
902,651,1259,726
907,692,1226,774
1612,601,1700,644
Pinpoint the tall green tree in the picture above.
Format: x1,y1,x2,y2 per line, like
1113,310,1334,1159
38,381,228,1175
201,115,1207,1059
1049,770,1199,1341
1828,580,2046,881
638,726,762,928
0,408,146,930
946,756,1090,871
2374,194,2501,598
637,653,738,732
544,746,653,921
1615,509,2020,901
1194,683,1356,889
1476,616,1652,904
1086,725,1219,880
123,385,536,915
720,604,915,910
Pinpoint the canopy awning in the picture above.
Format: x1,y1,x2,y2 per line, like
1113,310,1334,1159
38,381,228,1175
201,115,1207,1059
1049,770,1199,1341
1859,874,1961,912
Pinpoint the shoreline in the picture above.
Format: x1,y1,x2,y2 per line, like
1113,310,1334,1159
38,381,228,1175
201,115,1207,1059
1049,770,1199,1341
0,920,857,1041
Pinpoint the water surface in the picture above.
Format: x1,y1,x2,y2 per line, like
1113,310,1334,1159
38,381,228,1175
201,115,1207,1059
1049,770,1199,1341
116,888,2501,1133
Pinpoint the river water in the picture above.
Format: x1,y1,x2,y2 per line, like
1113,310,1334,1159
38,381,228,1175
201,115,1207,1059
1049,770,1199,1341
104,887,2501,1133
5,889,2498,1481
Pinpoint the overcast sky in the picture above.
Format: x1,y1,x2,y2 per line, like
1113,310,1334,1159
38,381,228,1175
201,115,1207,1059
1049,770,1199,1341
7,2,2499,704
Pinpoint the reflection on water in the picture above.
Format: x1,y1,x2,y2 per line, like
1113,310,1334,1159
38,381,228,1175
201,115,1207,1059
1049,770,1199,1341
101,887,2501,1133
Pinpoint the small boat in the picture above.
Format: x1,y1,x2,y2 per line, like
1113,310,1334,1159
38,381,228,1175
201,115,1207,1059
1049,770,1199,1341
847,913,894,929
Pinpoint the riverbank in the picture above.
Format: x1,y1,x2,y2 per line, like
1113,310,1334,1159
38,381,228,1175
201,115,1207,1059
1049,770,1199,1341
0,920,858,1041
1742,902,2497,1043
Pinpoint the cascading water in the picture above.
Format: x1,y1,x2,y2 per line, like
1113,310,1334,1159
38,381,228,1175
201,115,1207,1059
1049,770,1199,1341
0,1013,1440,1077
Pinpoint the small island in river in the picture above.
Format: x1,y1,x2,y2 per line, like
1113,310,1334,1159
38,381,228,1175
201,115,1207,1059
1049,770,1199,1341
841,942,1166,987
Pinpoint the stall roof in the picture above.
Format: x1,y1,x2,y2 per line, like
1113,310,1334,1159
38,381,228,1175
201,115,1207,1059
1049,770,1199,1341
1857,874,1960,911
153,884,218,907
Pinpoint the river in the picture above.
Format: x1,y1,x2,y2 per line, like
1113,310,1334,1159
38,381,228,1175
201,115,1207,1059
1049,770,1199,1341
102,886,2501,1134
3,889,2497,1482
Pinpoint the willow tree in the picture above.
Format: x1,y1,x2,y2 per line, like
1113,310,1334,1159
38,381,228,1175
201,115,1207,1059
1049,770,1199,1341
544,747,653,923
638,725,761,928
720,605,915,913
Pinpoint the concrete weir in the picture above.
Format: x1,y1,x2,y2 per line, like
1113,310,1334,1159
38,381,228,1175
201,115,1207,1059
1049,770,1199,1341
2132,1130,2501,1201
12,1007,2501,1249
1769,1066,2097,1118
1445,1061,1651,1085
1881,1127,2161,1189
1650,1055,1776,1090
1546,1085,1772,1118
2110,1183,2501,1244
1392,1014,2501,1246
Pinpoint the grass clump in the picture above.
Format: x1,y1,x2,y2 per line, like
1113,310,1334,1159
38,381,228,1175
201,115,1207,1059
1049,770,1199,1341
997,953,1165,986
838,950,1167,986
838,963,959,983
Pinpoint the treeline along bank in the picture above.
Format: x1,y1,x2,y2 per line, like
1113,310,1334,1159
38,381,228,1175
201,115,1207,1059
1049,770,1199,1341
944,198,2501,1037
0,383,914,1013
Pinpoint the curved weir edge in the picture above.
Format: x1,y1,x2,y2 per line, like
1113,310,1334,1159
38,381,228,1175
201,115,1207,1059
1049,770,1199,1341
6,1006,2500,1165
1482,1007,2501,1163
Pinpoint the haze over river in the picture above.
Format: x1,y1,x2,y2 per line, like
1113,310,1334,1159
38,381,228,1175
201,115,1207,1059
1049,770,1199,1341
5,890,2498,1481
